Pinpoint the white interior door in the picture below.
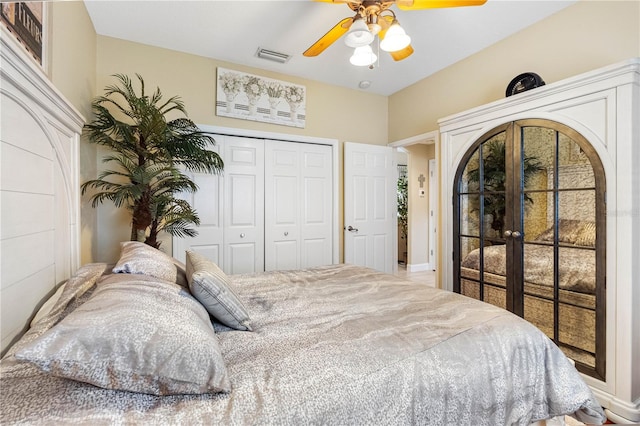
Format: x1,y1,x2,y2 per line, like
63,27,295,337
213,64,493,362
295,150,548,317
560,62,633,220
223,136,264,274
344,142,396,273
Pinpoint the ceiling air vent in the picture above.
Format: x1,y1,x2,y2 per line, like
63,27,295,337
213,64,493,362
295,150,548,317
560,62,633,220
256,48,291,64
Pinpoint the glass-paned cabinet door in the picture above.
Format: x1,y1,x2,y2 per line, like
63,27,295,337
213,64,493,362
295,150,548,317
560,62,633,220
455,126,509,309
519,121,604,377
454,119,606,380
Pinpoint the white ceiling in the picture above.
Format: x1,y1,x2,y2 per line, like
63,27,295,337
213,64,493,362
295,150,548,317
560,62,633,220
84,0,576,96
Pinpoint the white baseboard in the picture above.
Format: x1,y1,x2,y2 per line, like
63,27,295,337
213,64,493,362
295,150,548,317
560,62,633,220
407,263,431,272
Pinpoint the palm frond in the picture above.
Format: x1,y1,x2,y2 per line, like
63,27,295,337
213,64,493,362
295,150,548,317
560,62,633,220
84,73,224,246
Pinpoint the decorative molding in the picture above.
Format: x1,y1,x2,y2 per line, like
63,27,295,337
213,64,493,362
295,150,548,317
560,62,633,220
216,67,306,128
407,263,431,272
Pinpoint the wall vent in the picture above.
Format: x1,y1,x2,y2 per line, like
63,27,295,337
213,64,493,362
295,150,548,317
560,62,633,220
256,48,290,64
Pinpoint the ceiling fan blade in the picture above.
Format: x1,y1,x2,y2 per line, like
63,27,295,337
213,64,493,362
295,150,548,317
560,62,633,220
389,44,414,61
396,0,487,10
303,17,353,57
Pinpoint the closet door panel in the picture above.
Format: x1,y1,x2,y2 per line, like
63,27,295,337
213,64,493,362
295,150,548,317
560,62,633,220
272,241,299,270
188,172,223,265
301,144,333,268
265,141,300,270
265,141,332,270
173,141,223,265
224,137,264,274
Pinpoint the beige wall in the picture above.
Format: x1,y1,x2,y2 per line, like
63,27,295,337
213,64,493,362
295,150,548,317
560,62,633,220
388,0,640,282
48,1,97,265
46,0,639,266
388,0,640,141
94,36,388,263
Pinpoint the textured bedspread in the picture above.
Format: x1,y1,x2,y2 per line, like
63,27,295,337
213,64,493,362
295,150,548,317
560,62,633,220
0,264,604,425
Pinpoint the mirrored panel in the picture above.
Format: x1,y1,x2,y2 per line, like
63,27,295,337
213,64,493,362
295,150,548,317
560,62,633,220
524,294,555,339
460,148,480,193
460,194,481,237
522,126,554,192
483,193,506,239
559,302,596,369
558,133,594,190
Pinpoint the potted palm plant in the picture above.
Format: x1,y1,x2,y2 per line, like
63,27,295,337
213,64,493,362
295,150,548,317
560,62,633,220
397,171,408,264
82,74,223,249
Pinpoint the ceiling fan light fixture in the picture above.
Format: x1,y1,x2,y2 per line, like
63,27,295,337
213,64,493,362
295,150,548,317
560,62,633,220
380,20,411,52
367,22,381,36
344,18,374,48
350,45,377,67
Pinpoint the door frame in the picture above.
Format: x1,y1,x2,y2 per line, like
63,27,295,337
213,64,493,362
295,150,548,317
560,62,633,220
389,130,439,276
428,158,438,270
173,125,340,266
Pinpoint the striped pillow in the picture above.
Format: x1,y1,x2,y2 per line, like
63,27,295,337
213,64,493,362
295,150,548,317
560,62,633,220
185,251,252,331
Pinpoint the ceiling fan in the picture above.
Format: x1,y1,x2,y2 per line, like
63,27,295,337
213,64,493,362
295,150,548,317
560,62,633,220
304,0,487,65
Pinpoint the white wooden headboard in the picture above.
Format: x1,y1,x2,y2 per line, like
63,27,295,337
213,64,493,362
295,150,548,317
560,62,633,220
1,25,84,355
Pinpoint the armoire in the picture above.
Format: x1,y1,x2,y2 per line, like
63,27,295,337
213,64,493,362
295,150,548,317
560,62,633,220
173,128,339,275
439,59,639,423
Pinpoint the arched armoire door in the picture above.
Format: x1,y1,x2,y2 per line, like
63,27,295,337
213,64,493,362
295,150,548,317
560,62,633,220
453,119,606,380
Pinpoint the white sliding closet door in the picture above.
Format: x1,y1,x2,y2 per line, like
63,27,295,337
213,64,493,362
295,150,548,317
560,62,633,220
173,134,334,275
265,141,300,270
223,136,265,274
299,143,333,268
173,143,223,265
265,141,332,271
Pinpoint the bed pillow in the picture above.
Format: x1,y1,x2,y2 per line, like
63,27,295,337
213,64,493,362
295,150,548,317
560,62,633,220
173,258,189,288
186,250,252,331
112,241,180,284
574,221,596,247
536,219,596,246
15,273,230,396
29,283,66,327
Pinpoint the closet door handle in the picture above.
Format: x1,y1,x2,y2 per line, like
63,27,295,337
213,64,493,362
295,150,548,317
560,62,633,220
284,231,289,236
240,233,245,238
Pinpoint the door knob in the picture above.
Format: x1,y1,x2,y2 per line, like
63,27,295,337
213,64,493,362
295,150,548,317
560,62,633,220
240,233,245,238
284,231,289,236
503,230,522,239
347,225,359,232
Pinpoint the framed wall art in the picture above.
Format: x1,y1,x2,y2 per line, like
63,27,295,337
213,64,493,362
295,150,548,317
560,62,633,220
1,2,46,70
216,67,306,128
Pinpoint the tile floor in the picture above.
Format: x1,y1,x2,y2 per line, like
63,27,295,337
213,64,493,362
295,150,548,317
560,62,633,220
394,264,436,287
